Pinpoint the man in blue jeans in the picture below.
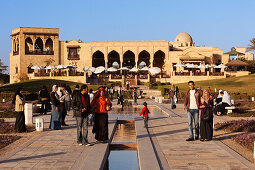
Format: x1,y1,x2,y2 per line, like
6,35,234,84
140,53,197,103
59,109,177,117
72,85,92,146
184,81,201,141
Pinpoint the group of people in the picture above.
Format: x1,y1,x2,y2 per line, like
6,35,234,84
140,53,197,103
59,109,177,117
50,84,112,145
12,80,233,144
184,81,232,141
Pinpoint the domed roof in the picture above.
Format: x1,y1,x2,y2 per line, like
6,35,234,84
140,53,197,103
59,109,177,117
175,32,193,43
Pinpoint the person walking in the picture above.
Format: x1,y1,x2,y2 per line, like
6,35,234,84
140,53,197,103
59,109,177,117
184,81,201,141
169,84,176,109
72,84,92,146
133,88,138,105
200,89,214,141
139,102,150,128
49,85,61,130
126,81,130,90
57,84,68,126
91,87,112,143
109,86,114,101
65,85,72,116
89,89,95,126
38,86,49,115
175,86,179,103
12,87,26,133
117,86,122,105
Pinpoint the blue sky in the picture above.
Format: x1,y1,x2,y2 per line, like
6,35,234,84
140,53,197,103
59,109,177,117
1,0,254,73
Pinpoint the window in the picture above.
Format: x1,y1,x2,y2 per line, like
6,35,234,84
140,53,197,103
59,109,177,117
15,67,18,74
68,48,80,60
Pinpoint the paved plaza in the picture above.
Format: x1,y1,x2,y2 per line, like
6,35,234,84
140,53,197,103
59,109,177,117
0,100,255,169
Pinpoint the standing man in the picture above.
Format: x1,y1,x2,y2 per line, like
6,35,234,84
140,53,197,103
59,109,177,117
133,87,138,105
109,86,114,101
57,84,68,126
117,86,122,105
184,81,201,141
39,86,49,115
126,81,130,90
72,84,92,146
72,85,80,117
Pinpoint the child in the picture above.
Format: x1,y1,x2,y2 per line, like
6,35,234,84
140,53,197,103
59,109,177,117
139,102,150,128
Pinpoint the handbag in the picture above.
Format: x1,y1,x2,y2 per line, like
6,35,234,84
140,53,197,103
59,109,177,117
202,107,211,121
106,104,111,111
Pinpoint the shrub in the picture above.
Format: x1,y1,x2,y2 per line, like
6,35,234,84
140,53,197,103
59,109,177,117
232,134,255,150
215,119,255,132
0,135,21,149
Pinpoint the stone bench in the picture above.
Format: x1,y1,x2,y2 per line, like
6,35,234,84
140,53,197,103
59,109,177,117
225,106,236,114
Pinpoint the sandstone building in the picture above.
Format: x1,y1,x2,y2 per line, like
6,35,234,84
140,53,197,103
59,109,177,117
10,27,252,84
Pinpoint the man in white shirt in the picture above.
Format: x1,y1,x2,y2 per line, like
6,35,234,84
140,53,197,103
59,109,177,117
184,81,201,141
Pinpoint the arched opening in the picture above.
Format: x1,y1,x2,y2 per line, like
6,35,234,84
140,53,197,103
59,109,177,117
153,50,165,69
108,50,120,68
138,50,150,67
123,50,135,68
13,39,16,51
25,37,33,54
92,51,105,68
16,38,19,52
45,38,53,52
35,37,43,52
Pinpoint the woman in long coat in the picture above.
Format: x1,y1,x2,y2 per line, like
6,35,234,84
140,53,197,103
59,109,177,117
13,87,26,133
200,89,213,141
91,87,112,142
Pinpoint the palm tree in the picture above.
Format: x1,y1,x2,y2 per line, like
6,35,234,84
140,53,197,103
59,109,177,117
248,38,255,51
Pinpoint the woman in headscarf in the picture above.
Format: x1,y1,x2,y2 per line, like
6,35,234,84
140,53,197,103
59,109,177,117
200,89,213,141
13,87,27,133
214,90,224,115
49,85,61,130
91,87,112,142
218,91,232,115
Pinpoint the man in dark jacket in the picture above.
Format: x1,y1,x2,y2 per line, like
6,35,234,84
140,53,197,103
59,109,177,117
184,81,201,141
39,86,49,115
72,84,92,146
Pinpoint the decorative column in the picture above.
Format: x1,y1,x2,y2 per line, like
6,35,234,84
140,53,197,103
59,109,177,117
135,55,138,68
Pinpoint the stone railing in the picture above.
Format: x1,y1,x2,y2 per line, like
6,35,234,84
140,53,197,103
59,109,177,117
25,50,54,55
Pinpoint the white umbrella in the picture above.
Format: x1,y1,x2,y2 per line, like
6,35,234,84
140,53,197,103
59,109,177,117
139,61,146,66
86,67,96,73
185,64,195,68
31,65,42,69
94,66,105,74
67,64,77,68
107,67,118,72
45,65,55,70
112,62,119,68
174,64,186,67
214,64,227,69
149,67,161,75
197,65,206,69
130,67,139,72
119,67,130,71
140,66,149,71
56,65,67,69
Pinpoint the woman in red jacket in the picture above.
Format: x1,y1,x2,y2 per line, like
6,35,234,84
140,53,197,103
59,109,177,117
91,87,112,142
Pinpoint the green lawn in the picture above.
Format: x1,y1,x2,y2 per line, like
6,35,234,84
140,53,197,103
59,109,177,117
154,74,255,99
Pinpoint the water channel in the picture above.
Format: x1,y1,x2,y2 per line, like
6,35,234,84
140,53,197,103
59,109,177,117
104,106,164,170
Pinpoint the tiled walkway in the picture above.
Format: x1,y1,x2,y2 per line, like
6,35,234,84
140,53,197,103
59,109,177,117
0,114,115,170
1,99,255,169
149,102,255,169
